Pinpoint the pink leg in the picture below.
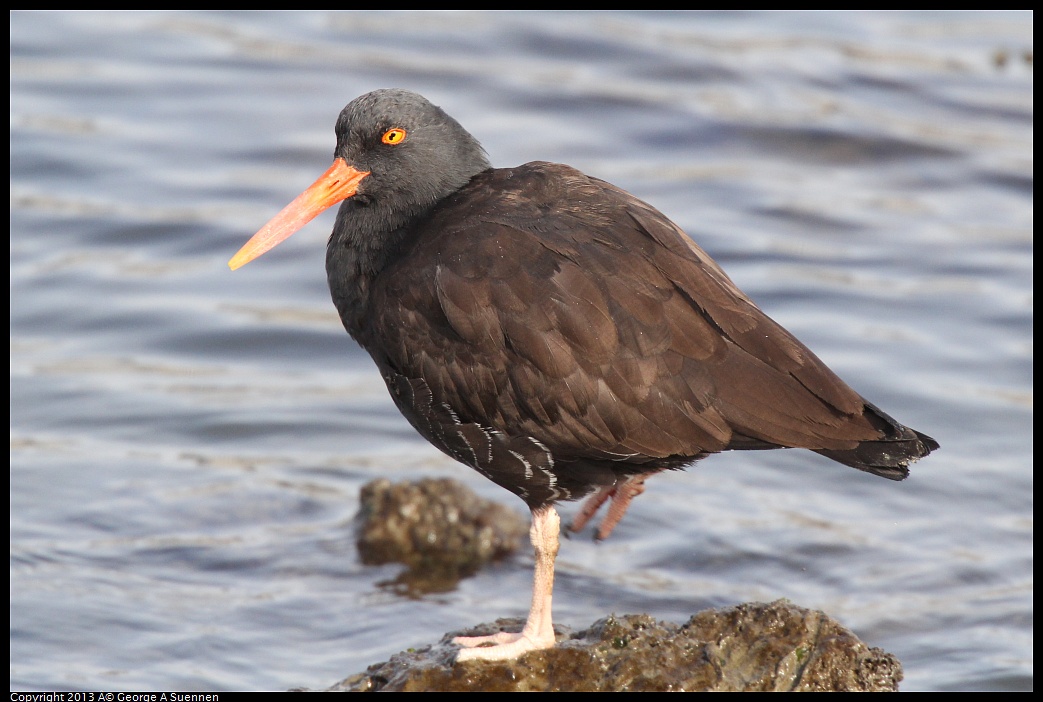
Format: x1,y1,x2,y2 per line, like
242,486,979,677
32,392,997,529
454,506,560,662
567,486,613,534
567,472,659,541
593,473,651,540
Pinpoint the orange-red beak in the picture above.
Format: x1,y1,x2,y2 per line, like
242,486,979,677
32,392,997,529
229,158,370,270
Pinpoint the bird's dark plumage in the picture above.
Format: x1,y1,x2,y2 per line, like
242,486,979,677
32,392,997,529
230,88,938,661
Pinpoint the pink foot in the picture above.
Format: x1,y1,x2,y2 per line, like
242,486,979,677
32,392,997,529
453,628,555,661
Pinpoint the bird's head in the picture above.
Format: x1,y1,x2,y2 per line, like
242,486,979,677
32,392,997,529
229,89,489,270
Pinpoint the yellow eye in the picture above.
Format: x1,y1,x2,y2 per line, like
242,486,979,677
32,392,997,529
381,128,406,145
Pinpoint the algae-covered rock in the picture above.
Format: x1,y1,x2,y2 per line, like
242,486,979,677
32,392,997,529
330,600,903,692
355,478,528,595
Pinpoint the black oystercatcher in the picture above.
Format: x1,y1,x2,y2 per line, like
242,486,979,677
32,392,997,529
229,89,938,662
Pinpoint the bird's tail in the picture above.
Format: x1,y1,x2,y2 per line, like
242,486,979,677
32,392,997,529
814,402,939,481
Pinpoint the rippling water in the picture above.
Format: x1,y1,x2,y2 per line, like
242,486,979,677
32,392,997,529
10,10,1032,692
